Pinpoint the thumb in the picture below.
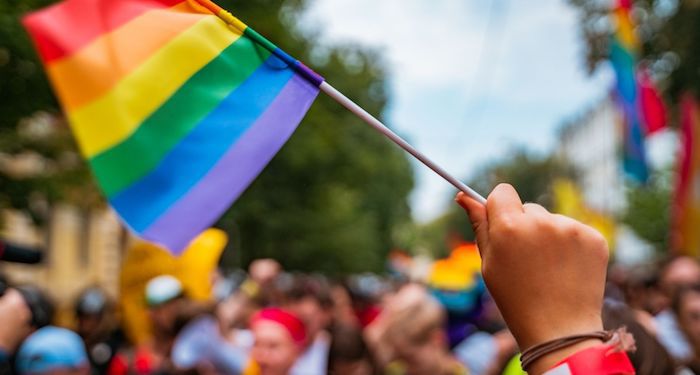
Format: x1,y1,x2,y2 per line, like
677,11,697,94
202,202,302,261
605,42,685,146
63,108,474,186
455,192,489,253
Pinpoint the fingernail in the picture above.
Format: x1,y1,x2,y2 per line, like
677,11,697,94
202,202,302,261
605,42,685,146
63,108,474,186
455,193,469,210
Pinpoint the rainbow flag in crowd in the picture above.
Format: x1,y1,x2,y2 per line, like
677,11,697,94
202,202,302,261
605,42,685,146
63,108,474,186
428,243,484,314
23,0,323,252
609,0,666,183
672,96,700,256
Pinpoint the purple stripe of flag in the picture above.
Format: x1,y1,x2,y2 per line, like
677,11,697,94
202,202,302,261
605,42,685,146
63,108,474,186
141,74,319,253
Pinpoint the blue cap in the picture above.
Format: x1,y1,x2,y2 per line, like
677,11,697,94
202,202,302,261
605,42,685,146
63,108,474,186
16,326,88,374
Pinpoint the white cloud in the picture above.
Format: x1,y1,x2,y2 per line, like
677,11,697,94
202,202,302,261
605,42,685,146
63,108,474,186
302,0,613,221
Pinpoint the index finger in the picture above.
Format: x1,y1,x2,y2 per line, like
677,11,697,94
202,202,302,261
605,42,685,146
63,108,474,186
487,183,524,220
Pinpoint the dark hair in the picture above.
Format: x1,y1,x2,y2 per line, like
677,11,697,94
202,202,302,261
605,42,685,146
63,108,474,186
672,283,700,316
327,324,376,374
75,287,109,317
16,285,54,328
602,299,676,375
288,275,334,309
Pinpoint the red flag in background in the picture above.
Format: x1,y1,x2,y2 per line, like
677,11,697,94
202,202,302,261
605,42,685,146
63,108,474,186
638,69,667,135
672,95,700,256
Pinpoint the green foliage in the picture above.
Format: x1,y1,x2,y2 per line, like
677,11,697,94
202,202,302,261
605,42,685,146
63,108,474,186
0,0,414,273
622,170,672,253
0,0,98,225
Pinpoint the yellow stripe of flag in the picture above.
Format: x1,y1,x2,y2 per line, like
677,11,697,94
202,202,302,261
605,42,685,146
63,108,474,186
67,16,241,157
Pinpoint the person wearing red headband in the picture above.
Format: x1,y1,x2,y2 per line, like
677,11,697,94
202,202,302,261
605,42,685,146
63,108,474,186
247,308,307,375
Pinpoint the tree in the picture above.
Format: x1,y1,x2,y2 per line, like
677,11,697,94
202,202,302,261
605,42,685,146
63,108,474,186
622,169,672,253
0,0,100,225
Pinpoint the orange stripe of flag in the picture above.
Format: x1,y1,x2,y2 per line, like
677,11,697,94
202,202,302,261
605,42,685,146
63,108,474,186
46,2,206,111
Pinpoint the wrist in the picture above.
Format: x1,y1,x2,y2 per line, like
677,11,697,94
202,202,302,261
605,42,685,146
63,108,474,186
527,338,602,375
516,316,603,350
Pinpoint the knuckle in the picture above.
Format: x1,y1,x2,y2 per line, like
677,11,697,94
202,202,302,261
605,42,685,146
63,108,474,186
588,229,610,261
556,219,580,239
494,213,518,236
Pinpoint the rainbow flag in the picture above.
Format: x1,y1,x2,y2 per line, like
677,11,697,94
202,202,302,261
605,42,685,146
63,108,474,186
23,0,323,252
672,95,700,256
610,0,648,183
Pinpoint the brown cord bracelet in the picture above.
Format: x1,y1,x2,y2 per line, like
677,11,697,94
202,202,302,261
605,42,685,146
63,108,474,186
519,328,635,371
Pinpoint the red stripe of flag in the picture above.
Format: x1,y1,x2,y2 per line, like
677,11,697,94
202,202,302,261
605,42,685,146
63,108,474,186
22,0,182,63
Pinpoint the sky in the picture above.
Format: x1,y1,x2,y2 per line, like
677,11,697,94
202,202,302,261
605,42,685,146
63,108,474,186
301,0,616,221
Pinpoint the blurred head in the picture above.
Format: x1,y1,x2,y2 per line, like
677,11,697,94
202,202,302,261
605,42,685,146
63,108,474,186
660,257,700,299
330,283,360,327
251,308,306,375
145,275,185,337
249,259,281,286
382,284,449,375
674,284,700,351
16,285,54,329
286,276,333,342
74,287,110,339
603,299,675,374
15,326,89,375
328,324,375,375
621,265,666,315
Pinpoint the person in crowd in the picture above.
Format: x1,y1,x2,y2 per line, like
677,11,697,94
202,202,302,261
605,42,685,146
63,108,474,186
370,283,469,374
249,259,283,306
170,271,257,374
15,326,90,375
0,283,55,374
346,275,384,328
0,183,636,375
246,307,307,375
109,275,187,374
74,287,125,374
655,256,700,362
327,323,376,375
673,284,700,372
170,309,249,374
0,287,34,373
603,298,676,374
284,275,333,375
329,282,360,328
618,264,667,317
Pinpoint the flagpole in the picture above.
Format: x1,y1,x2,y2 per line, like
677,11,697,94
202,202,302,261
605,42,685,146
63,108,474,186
196,0,486,205
320,82,487,205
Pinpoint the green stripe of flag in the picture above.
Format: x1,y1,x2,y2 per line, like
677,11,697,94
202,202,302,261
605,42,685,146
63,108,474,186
90,35,272,197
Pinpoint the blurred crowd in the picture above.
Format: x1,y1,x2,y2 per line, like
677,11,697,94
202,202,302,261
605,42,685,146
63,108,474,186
4,254,700,375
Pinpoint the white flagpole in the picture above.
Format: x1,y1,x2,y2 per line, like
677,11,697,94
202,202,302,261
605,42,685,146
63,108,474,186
320,82,487,205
